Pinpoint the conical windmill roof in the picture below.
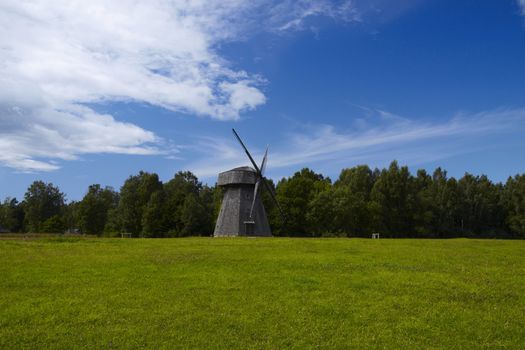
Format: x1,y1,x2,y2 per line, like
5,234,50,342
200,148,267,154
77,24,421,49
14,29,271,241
231,166,256,172
218,166,258,186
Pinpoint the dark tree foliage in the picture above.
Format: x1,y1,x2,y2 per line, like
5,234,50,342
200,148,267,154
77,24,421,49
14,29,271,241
119,171,163,236
199,185,219,234
331,165,376,236
0,197,25,232
78,185,119,235
307,188,337,235
163,171,200,233
274,168,331,236
3,162,525,238
179,193,208,236
106,170,215,237
104,208,122,236
23,181,65,232
504,174,525,237
426,168,461,237
142,190,168,237
457,174,506,236
40,215,65,233
370,161,415,237
268,161,524,238
62,201,78,232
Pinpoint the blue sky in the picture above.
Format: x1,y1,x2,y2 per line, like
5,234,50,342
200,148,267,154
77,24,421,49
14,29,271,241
1,0,525,201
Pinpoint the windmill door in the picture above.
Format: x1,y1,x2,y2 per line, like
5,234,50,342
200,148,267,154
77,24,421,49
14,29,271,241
244,221,255,235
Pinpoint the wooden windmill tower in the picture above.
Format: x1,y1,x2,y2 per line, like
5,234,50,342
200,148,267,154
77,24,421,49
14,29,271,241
213,129,285,237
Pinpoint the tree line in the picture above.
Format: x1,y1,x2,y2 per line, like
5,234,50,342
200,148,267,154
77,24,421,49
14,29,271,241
0,161,524,238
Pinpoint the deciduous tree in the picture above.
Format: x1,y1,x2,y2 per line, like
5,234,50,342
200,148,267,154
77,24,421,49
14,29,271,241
23,181,65,232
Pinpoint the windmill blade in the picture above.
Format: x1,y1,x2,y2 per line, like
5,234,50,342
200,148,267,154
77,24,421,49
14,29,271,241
232,129,263,175
260,145,268,177
232,128,286,223
258,146,286,222
250,146,268,219
261,177,286,223
249,179,260,219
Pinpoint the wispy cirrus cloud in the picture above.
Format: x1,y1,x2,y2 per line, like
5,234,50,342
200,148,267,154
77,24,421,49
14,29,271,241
269,0,361,31
518,0,525,15
186,107,525,180
0,0,360,172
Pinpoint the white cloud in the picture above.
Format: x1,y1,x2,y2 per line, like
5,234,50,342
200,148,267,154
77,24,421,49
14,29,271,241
519,0,525,15
269,0,361,31
186,107,525,180
0,0,359,172
0,101,161,172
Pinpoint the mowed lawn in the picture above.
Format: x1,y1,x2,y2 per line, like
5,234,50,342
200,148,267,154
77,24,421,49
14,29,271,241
0,237,524,349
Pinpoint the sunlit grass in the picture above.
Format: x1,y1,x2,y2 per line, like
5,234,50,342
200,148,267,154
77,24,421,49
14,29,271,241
1,237,524,349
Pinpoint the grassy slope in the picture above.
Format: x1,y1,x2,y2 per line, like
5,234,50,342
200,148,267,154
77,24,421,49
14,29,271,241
0,237,524,349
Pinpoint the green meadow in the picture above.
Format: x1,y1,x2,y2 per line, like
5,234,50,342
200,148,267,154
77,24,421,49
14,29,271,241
0,237,524,349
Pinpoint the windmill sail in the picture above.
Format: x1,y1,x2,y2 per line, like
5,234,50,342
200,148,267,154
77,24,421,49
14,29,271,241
232,129,286,223
249,180,260,219
249,146,268,219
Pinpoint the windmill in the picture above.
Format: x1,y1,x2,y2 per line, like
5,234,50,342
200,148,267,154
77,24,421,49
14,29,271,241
213,129,285,237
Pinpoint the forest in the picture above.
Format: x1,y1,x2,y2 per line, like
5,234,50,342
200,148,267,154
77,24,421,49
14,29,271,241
0,161,524,238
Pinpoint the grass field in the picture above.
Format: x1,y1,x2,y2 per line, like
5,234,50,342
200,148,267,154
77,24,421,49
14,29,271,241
1,237,524,349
